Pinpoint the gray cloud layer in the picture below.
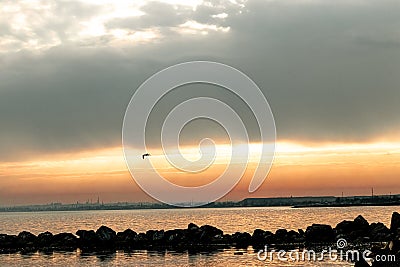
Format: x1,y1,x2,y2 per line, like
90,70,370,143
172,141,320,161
1,0,400,161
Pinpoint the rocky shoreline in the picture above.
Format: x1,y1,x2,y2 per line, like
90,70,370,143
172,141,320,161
1,212,400,266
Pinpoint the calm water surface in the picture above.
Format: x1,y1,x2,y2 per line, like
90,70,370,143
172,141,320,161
0,206,398,266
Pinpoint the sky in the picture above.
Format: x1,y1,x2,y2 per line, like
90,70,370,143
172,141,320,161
1,0,400,205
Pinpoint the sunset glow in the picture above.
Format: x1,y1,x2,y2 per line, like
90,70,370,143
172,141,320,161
1,141,400,205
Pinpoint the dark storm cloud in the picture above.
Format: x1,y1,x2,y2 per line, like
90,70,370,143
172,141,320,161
1,0,400,161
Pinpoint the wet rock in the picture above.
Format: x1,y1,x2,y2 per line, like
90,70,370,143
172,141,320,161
134,232,149,246
188,223,199,232
298,229,305,236
212,233,226,245
76,230,98,247
336,215,369,233
96,226,116,242
369,223,391,242
116,229,137,243
354,215,369,229
36,231,53,247
186,224,201,242
146,230,165,243
198,225,223,243
275,229,288,243
287,230,303,243
335,220,355,234
305,224,335,243
51,233,77,248
252,229,275,247
335,215,370,241
165,229,191,248
232,232,251,247
17,231,37,247
390,212,400,232
252,229,266,244
0,234,18,249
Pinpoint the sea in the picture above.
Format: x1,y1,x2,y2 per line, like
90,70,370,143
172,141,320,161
0,206,398,266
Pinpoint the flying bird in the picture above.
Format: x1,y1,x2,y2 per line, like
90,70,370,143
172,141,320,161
142,153,151,159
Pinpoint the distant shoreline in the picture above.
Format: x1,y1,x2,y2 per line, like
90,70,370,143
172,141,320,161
1,193,399,212
293,202,400,208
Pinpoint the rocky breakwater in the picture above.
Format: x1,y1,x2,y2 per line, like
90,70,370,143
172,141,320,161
0,212,399,266
354,211,400,267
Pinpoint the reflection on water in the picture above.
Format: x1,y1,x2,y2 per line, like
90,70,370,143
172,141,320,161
0,248,354,266
0,206,397,235
0,206,397,266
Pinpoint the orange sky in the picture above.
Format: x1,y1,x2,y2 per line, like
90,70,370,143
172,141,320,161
1,141,400,206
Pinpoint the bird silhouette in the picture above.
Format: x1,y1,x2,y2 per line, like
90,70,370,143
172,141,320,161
142,153,151,159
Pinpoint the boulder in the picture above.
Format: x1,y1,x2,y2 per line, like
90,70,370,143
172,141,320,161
336,215,369,233
0,234,18,249
164,229,188,247
116,229,137,243
305,224,335,243
335,220,355,234
335,215,370,241
287,230,303,243
354,215,369,229
298,229,305,236
369,223,391,242
275,229,288,243
17,231,37,245
252,229,266,244
76,230,97,240
96,226,116,242
390,212,400,232
146,230,165,243
51,233,77,248
134,232,148,246
198,225,223,243
188,223,199,232
36,231,53,247
252,229,275,246
76,230,98,247
231,232,251,247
